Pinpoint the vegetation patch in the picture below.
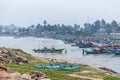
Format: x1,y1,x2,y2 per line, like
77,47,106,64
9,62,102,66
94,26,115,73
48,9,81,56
103,76,120,80
3,48,120,80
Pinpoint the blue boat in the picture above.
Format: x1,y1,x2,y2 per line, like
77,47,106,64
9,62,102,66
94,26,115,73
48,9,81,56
61,64,81,70
34,63,64,69
110,49,120,55
83,49,94,54
76,43,85,48
103,48,120,55
45,64,64,69
34,64,45,68
103,48,113,54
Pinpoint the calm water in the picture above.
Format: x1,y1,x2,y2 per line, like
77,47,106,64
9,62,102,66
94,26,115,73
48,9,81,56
0,36,120,73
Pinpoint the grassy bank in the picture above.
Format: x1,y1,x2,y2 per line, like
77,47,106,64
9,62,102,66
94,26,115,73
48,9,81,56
3,48,120,80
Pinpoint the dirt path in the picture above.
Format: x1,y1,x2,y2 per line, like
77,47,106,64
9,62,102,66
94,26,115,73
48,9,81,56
67,74,103,80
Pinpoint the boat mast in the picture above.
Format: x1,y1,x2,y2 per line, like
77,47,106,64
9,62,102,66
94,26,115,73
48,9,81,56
38,39,40,49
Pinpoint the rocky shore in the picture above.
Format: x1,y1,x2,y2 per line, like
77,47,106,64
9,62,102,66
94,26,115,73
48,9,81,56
0,48,50,80
0,48,120,80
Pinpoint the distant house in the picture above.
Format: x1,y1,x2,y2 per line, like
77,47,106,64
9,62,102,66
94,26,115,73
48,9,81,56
110,33,120,39
94,28,108,36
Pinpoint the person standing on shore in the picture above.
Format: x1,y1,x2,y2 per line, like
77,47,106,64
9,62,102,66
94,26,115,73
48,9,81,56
82,49,85,56
65,49,67,54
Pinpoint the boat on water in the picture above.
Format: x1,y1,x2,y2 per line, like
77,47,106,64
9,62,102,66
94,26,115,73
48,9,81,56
33,39,65,53
61,64,81,70
83,49,94,54
71,42,93,48
83,48,100,54
33,47,64,53
104,48,120,55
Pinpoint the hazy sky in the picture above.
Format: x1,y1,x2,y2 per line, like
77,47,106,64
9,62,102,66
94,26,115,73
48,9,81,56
0,0,120,27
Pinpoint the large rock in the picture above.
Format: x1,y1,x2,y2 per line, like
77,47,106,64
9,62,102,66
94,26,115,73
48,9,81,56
0,49,28,64
21,74,31,80
29,71,47,80
0,62,8,79
15,56,28,64
7,72,21,80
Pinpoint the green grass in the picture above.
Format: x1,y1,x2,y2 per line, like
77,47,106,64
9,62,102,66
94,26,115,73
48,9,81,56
4,62,111,80
4,62,85,80
2,48,120,80
103,76,120,80
74,65,106,79
11,49,36,61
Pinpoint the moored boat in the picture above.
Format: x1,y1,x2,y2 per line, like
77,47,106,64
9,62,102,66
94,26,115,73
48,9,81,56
34,63,64,69
83,49,94,54
34,64,45,68
45,64,64,69
33,47,64,53
61,64,81,70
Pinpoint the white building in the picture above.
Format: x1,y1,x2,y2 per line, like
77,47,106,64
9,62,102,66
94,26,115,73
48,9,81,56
110,33,120,39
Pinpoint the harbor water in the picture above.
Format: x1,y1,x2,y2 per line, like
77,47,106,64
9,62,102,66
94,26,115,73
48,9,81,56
0,36,120,73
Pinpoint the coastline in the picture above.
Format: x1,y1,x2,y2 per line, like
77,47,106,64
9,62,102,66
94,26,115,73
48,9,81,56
1,47,120,80
39,57,120,76
0,36,120,79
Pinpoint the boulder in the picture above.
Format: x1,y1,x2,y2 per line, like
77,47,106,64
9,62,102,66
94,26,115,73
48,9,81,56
0,63,8,78
15,56,28,64
7,72,21,80
21,74,31,80
29,71,47,80
0,49,28,64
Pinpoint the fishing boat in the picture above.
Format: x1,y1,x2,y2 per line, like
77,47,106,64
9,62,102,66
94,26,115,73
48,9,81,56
33,47,64,53
61,64,81,70
33,39,64,53
83,48,101,54
111,49,120,55
34,64,45,68
103,48,114,54
83,49,94,54
45,64,64,69
34,63,64,69
103,48,120,55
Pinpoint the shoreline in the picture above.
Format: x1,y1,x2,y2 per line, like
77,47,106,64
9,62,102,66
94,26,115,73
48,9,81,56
1,47,120,79
39,57,120,76
0,36,120,78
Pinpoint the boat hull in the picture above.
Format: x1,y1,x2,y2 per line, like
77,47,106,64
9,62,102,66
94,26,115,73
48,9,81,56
61,64,81,70
33,49,64,53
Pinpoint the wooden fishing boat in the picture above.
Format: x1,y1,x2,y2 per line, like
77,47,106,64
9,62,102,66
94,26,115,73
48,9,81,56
110,49,120,55
103,48,114,54
83,48,101,54
45,64,64,69
34,63,64,69
83,49,94,54
103,48,120,55
34,64,45,68
61,64,81,70
33,47,64,53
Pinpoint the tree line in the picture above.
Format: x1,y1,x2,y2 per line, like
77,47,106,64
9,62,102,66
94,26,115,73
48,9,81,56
0,19,120,37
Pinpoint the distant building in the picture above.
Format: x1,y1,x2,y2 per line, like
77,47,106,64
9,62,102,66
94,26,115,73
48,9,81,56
110,33,120,39
94,28,108,37
97,28,106,33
